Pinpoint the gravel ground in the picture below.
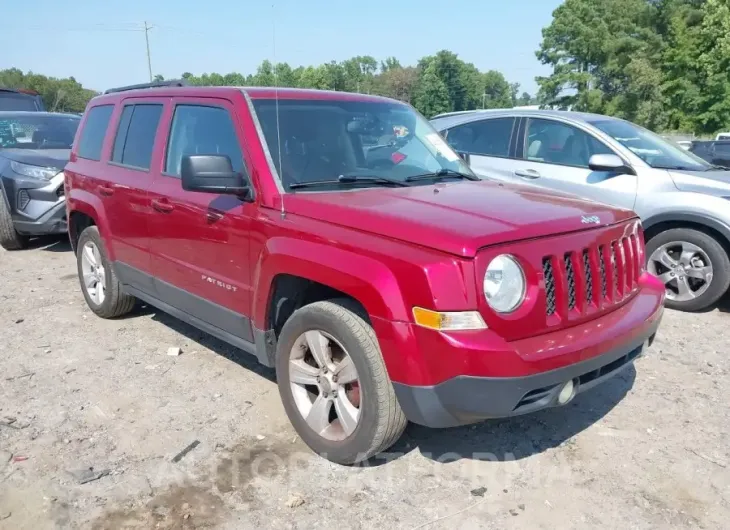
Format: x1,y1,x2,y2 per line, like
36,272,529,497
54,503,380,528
1,236,729,529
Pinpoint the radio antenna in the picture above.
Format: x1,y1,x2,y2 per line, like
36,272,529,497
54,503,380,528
272,3,285,218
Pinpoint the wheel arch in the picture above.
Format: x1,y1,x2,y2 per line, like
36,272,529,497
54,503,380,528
250,237,414,371
643,213,730,255
252,237,410,330
66,191,114,258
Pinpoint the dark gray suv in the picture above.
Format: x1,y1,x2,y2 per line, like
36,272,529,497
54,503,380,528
0,88,46,111
0,111,80,250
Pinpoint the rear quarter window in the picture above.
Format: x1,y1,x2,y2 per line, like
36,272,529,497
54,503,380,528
77,105,114,161
446,117,515,157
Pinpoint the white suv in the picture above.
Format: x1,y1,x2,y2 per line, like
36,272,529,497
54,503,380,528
432,109,730,312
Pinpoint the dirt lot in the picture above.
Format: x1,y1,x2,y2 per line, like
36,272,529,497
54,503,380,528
1,236,729,529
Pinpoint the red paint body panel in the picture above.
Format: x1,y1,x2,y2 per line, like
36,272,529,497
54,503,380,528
65,86,665,396
373,272,664,386
283,182,635,258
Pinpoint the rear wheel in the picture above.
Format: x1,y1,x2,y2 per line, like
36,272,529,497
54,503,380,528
0,192,29,251
646,228,730,312
77,226,136,318
275,299,407,464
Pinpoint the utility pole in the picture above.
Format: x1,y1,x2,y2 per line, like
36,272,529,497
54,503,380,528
144,21,153,82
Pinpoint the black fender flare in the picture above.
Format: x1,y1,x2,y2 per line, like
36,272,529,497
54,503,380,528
642,212,730,247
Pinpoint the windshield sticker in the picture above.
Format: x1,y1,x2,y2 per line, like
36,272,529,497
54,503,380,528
425,133,460,162
393,125,409,138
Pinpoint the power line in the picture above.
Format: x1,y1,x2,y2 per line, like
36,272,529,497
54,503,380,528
7,26,144,32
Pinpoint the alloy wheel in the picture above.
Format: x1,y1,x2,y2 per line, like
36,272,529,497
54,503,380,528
648,241,713,302
288,330,361,441
80,241,106,305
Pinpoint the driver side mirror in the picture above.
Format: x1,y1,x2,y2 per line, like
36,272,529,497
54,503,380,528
181,155,251,199
588,154,636,175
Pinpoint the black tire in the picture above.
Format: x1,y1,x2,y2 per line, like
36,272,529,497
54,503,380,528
76,226,136,318
275,299,407,464
0,191,29,251
646,228,730,312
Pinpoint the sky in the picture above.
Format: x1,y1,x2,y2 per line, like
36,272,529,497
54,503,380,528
3,0,562,95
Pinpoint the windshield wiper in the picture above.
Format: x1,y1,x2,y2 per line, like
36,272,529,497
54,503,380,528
288,174,410,190
651,164,701,171
405,168,480,182
706,164,730,171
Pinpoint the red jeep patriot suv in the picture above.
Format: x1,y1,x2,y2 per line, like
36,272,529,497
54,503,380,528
65,83,665,464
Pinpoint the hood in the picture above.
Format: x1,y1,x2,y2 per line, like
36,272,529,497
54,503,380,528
285,180,636,257
0,148,70,170
668,169,730,195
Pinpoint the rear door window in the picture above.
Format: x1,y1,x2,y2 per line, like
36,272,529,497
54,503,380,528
446,117,515,157
164,105,243,177
77,105,114,160
111,104,163,170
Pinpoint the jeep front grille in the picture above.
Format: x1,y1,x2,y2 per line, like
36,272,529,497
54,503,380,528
543,235,640,318
543,258,556,316
564,253,577,311
582,249,593,305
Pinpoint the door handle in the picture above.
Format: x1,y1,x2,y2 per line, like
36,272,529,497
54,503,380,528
151,199,174,213
98,185,115,197
514,169,541,179
206,211,223,223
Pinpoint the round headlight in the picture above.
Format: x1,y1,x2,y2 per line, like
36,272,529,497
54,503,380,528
484,254,526,313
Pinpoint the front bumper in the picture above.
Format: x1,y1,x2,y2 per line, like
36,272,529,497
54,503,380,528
1,169,66,235
393,318,659,427
376,274,665,428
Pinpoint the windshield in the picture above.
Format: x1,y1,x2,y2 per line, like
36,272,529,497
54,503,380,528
590,119,710,171
251,98,473,190
0,114,80,150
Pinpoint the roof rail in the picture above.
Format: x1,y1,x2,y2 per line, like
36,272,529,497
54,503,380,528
430,110,479,120
104,79,189,95
0,87,40,95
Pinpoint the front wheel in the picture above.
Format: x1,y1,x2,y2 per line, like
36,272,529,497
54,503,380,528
0,191,29,251
646,228,730,312
275,299,407,464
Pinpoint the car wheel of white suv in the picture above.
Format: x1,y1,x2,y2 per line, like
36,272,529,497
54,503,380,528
646,228,730,312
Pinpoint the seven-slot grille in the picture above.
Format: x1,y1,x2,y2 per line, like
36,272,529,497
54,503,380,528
543,234,640,317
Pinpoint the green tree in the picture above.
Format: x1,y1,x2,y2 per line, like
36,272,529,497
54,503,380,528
536,0,730,134
252,60,276,86
517,92,534,106
696,0,730,132
413,64,451,117
418,50,469,111
377,66,419,102
0,68,96,112
298,66,330,89
380,57,402,72
536,0,664,123
482,70,515,108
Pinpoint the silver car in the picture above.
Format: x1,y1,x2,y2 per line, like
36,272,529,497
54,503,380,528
432,109,730,312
